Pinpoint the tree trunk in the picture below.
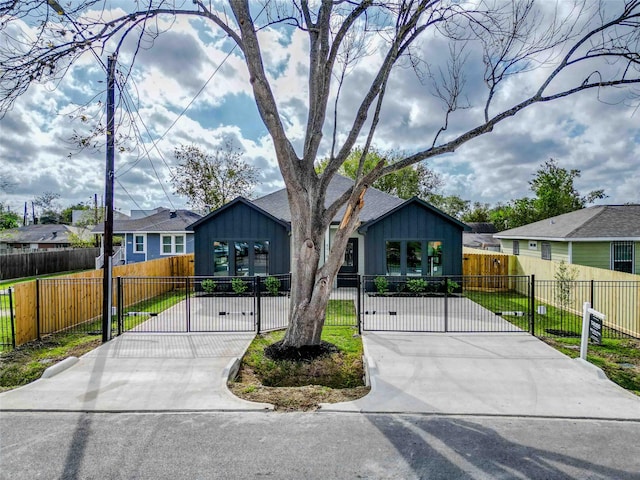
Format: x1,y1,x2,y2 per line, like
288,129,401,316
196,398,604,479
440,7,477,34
281,179,363,349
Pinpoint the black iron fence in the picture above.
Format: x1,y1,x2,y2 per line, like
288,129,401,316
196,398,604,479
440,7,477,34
0,287,15,352
13,274,640,349
361,275,530,333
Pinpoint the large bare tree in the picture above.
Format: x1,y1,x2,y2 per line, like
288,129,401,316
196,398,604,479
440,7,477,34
1,1,639,349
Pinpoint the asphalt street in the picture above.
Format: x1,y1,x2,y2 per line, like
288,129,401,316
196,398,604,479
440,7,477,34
1,411,639,480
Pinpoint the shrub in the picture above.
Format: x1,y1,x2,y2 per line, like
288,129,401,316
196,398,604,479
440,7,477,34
232,277,249,294
406,278,428,293
374,276,388,294
447,280,459,295
264,276,281,296
201,279,217,294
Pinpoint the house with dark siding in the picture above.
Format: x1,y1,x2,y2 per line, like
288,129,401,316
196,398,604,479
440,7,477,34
188,176,470,281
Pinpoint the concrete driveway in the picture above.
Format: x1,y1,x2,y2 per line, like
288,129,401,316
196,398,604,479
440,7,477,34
0,333,271,412
322,332,640,419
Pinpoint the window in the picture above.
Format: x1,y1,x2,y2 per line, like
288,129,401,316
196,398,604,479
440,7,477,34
213,241,229,276
254,241,270,275
214,240,269,276
386,241,401,275
541,242,551,260
513,240,520,255
161,235,186,255
385,240,443,276
612,241,634,273
235,241,250,276
134,234,145,253
427,241,443,276
406,241,422,276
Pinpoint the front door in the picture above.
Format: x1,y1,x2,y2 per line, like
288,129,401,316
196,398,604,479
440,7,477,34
337,238,358,287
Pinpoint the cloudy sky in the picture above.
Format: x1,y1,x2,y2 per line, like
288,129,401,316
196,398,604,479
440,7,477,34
0,1,638,218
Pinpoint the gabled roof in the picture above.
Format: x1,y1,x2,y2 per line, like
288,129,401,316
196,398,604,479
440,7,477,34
187,197,290,231
0,224,90,244
494,205,640,240
93,208,201,234
252,174,405,223
358,196,471,233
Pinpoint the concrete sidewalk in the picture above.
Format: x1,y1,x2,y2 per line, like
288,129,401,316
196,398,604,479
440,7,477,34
0,333,272,412
322,332,640,419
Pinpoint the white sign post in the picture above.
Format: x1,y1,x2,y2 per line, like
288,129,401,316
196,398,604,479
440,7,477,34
580,302,606,360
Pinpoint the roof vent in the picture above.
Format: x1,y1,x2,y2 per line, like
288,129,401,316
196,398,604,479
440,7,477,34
170,210,177,218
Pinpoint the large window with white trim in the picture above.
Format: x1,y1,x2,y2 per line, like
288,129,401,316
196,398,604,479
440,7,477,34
611,241,634,273
161,235,186,255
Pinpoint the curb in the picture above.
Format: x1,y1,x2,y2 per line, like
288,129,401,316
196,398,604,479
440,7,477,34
221,357,274,410
41,357,79,379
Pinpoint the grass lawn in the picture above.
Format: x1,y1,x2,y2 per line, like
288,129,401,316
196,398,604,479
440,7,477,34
229,323,369,411
466,289,640,395
0,333,100,392
324,298,357,326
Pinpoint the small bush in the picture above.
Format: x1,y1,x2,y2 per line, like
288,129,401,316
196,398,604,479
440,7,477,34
232,277,249,294
447,280,459,295
201,279,217,294
406,278,428,293
264,276,281,296
374,276,388,294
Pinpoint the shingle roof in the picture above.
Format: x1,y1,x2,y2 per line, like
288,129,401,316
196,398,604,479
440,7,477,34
466,222,498,234
0,224,90,244
92,209,201,234
252,175,404,223
494,205,640,240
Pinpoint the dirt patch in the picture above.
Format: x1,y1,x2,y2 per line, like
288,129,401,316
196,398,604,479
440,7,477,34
229,365,370,411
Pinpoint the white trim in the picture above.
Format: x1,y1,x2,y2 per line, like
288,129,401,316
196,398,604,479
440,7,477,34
133,233,147,254
160,234,186,255
495,235,640,242
568,241,573,264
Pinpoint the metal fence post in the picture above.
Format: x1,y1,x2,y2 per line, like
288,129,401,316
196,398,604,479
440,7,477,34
9,287,15,349
444,276,449,333
185,277,191,333
590,279,594,310
530,275,535,336
255,276,261,334
35,278,41,341
117,277,123,336
356,274,362,334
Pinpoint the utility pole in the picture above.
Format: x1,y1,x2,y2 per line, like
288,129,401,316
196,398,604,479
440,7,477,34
102,54,117,343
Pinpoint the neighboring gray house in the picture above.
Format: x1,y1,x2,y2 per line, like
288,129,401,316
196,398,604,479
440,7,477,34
495,205,640,274
93,208,201,265
0,224,92,252
188,175,470,284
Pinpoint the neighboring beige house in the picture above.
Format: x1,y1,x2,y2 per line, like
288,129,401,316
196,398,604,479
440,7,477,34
494,205,640,274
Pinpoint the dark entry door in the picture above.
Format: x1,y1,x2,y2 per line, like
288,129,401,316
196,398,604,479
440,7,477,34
337,238,358,287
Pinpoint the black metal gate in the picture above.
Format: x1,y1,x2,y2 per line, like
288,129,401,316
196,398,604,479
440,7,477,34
117,275,293,334
0,287,15,351
361,275,531,333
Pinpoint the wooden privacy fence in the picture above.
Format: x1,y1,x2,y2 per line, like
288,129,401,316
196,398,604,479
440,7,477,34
13,254,194,346
462,251,511,290
0,248,100,281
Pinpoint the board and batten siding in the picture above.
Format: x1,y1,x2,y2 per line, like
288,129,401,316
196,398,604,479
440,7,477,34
362,201,464,276
192,201,290,276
